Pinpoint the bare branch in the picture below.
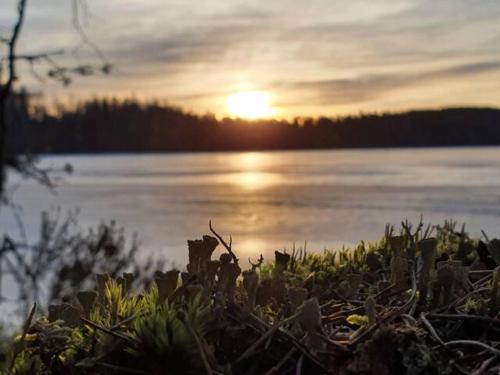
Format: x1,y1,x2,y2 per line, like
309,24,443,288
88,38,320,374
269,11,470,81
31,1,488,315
248,254,264,271
7,155,56,189
5,50,65,62
0,0,110,197
209,220,239,264
0,50,65,84
0,0,28,101
27,59,45,83
72,0,107,64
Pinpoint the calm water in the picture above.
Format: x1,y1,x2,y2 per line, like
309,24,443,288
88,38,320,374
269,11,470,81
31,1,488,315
3,147,500,266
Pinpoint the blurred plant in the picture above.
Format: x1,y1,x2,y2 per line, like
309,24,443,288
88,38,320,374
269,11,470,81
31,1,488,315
0,208,162,314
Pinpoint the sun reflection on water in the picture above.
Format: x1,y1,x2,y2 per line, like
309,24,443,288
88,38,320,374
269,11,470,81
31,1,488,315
233,238,273,260
230,152,272,169
226,152,281,189
234,171,281,189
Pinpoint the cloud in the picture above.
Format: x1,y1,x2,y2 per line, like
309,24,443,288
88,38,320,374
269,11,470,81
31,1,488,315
272,60,500,106
281,0,500,68
109,25,266,66
2,0,500,115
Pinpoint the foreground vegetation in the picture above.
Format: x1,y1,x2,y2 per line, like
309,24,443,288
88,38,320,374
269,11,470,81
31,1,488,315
2,219,500,374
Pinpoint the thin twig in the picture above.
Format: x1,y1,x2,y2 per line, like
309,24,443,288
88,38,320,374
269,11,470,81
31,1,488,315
427,313,500,327
401,313,417,325
187,323,214,375
0,50,65,63
235,313,297,363
242,310,325,371
419,313,446,347
209,220,238,264
109,311,144,331
263,347,297,375
295,354,304,375
71,0,107,63
317,333,349,352
433,288,490,313
445,340,500,356
472,356,496,375
348,264,417,346
80,316,133,343
9,302,36,370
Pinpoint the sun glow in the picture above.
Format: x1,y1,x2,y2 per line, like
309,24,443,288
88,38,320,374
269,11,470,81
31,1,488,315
227,91,275,119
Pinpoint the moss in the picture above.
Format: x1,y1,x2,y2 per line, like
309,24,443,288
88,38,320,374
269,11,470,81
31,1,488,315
4,219,500,374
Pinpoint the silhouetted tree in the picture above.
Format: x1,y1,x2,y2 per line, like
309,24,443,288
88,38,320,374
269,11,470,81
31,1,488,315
0,0,27,198
12,99,500,154
0,0,110,198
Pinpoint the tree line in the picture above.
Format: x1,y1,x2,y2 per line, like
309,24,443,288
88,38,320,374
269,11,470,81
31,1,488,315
8,94,500,154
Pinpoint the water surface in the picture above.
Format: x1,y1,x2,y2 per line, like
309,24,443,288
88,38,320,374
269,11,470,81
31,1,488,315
3,147,500,266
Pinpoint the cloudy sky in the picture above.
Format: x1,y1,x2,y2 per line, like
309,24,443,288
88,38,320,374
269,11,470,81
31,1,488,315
2,0,500,118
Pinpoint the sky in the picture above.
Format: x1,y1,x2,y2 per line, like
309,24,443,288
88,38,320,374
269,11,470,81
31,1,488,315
1,0,500,118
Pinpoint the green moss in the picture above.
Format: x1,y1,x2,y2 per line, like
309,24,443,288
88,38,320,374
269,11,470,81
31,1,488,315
3,219,498,374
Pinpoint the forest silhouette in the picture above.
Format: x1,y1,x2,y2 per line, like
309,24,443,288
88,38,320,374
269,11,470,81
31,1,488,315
8,92,500,154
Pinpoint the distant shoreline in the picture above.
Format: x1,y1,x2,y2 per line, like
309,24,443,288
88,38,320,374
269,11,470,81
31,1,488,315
9,101,500,155
35,143,500,157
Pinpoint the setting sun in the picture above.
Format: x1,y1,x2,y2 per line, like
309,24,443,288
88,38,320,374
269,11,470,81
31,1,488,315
227,91,275,119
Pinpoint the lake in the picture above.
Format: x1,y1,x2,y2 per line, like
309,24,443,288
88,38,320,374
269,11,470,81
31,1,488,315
3,147,500,267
